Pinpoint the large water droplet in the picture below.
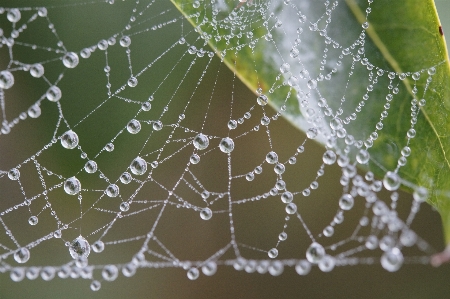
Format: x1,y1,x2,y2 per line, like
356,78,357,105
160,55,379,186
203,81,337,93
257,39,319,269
193,133,209,150
62,52,79,68
200,208,212,220
318,255,335,272
383,171,401,191
28,216,38,226
306,128,318,139
102,265,118,281
295,260,311,275
0,71,14,89
268,248,278,258
14,248,30,263
127,119,141,134
219,137,234,153
61,130,79,149
105,184,119,197
257,95,268,106
130,157,147,175
356,149,370,164
30,64,44,78
120,36,131,47
7,8,21,23
8,168,20,180
64,177,81,195
285,203,297,214
381,248,403,272
339,194,354,210
322,150,336,165
92,240,105,253
84,160,97,173
266,151,278,164
306,242,325,264
187,267,199,280
90,280,101,291
69,236,90,259
201,261,217,276
46,86,62,102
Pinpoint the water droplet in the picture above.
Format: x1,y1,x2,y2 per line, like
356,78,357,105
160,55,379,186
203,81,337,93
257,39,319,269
14,248,30,263
92,240,105,253
381,248,403,272
141,101,151,111
268,248,278,258
30,64,44,78
285,203,297,214
64,177,81,195
7,8,21,22
257,94,268,106
362,22,369,29
307,79,317,89
322,150,336,165
200,208,212,220
0,71,15,89
28,216,38,226
130,157,147,175
281,191,293,203
192,1,200,8
69,236,90,259
202,261,217,276
105,143,114,152
275,179,286,190
190,154,200,164
84,160,98,173
306,128,318,139
413,187,428,202
28,104,41,118
339,194,354,210
26,267,40,280
61,130,79,149
306,242,325,264
105,184,119,197
8,168,20,180
127,119,141,134
428,67,436,75
266,151,278,164
102,265,118,281
193,133,209,150
122,263,137,277
90,280,101,291
356,149,370,164
274,163,285,174
323,226,334,237
245,173,255,181
153,121,163,131
383,171,401,191
128,77,138,87
318,255,335,272
10,268,25,282
219,137,234,153
295,260,311,275
62,52,79,68
187,267,199,280
280,63,290,73
120,202,129,212
120,36,131,47
278,232,287,241
46,86,62,102
41,266,55,281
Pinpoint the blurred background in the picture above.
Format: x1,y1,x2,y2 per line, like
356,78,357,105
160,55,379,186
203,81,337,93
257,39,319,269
0,1,450,298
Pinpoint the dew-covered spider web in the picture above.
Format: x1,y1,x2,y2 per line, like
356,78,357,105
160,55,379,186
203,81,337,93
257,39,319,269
0,0,446,291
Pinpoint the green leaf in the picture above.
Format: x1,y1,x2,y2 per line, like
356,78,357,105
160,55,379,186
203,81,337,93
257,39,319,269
173,0,450,243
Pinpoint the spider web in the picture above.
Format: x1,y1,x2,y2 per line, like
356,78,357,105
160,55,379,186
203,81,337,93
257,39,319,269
0,0,444,291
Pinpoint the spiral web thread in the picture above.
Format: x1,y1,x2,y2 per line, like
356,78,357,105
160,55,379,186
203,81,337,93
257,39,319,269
0,0,444,290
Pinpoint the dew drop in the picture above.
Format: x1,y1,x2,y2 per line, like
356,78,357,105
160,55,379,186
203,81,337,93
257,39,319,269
193,133,209,150
28,216,38,226
64,177,81,195
281,191,293,203
10,268,25,282
274,163,285,174
130,157,147,175
306,128,318,139
278,232,287,241
120,36,131,47
306,242,325,264
383,171,401,191
413,187,428,202
153,121,163,131
285,203,297,214
46,86,62,102
120,172,132,184
266,151,278,164
84,160,98,173
8,168,20,180
339,194,354,210
202,262,217,276
7,8,21,23
200,208,212,220
268,248,278,258
30,64,44,78
257,94,268,106
92,240,105,253
14,248,30,264
0,71,15,89
295,260,311,275
90,280,101,291
356,149,370,164
127,119,141,134
127,77,138,87
105,184,119,197
318,255,335,272
381,248,403,272
219,137,234,153
69,236,90,259
190,154,200,164
61,130,79,149
62,52,79,68
102,265,118,281
322,150,336,165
